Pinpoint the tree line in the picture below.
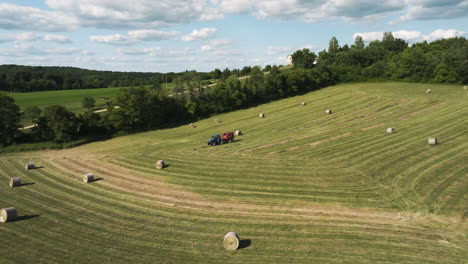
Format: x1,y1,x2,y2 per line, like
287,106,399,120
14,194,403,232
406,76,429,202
292,33,468,84
0,65,268,93
1,34,466,147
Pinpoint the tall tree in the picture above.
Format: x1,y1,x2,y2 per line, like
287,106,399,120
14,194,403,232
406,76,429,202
328,36,340,53
37,105,79,142
354,35,365,50
81,97,96,110
0,94,22,146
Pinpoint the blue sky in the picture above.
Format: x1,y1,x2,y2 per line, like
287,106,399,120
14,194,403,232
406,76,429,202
0,0,466,73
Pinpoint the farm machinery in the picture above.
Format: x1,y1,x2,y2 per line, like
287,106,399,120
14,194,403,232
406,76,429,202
208,132,235,146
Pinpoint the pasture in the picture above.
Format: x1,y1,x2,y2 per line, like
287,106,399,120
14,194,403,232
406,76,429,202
9,82,178,125
0,82,466,263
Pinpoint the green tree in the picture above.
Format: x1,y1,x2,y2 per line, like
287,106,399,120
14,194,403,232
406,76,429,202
354,35,365,50
0,94,22,146
38,105,79,142
328,36,340,53
81,97,96,110
24,105,42,123
225,75,245,108
291,48,317,69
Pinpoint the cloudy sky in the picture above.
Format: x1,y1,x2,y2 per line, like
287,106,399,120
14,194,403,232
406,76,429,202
0,0,467,72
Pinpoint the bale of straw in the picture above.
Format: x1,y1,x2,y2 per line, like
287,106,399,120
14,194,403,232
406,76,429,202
224,232,240,251
214,118,219,123
386,128,395,134
156,160,165,169
9,177,22,187
189,123,194,128
235,130,242,136
83,173,94,183
326,109,332,114
0,207,17,223
426,88,432,94
25,162,35,170
428,138,438,145
464,86,467,90
259,113,265,118
301,102,306,106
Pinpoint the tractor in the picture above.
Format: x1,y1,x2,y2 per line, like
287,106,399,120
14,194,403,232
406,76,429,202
208,132,235,146
208,134,222,146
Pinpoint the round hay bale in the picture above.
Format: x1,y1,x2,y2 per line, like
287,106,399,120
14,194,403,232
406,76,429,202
326,109,332,114
25,162,35,170
156,160,165,169
189,123,194,128
234,130,242,136
426,88,432,94
301,102,306,106
83,173,94,183
9,177,22,187
224,232,240,251
428,138,438,145
464,86,467,90
386,128,395,134
0,207,17,223
214,118,219,123
259,113,265,118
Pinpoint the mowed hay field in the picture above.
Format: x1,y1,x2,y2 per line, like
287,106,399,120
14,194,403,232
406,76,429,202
1,82,467,263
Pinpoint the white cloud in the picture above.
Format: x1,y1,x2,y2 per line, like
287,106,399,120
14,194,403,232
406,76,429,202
219,0,252,13
44,0,223,29
182,28,217,41
423,29,466,41
395,0,468,23
43,34,73,43
1,43,93,57
91,30,178,45
90,34,130,45
117,46,196,57
127,30,179,41
353,31,384,42
392,30,423,42
0,32,40,43
353,29,467,43
218,0,407,23
266,45,318,56
0,3,78,31
1,1,466,33
201,39,232,52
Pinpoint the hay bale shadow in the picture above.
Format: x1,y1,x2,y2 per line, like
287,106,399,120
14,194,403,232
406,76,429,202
238,239,251,249
93,177,104,182
18,182,35,187
15,215,40,222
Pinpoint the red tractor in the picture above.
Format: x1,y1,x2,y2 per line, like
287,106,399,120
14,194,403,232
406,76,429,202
221,132,235,144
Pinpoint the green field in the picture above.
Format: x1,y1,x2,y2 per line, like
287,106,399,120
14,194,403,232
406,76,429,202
0,83,466,263
10,86,121,112
9,82,180,125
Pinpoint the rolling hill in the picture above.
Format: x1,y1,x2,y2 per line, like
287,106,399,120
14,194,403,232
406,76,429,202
0,82,466,263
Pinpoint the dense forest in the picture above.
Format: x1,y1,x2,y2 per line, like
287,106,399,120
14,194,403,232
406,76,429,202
0,65,263,92
1,34,467,147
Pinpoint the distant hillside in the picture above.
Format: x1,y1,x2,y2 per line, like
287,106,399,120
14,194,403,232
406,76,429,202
0,64,164,92
0,65,238,93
